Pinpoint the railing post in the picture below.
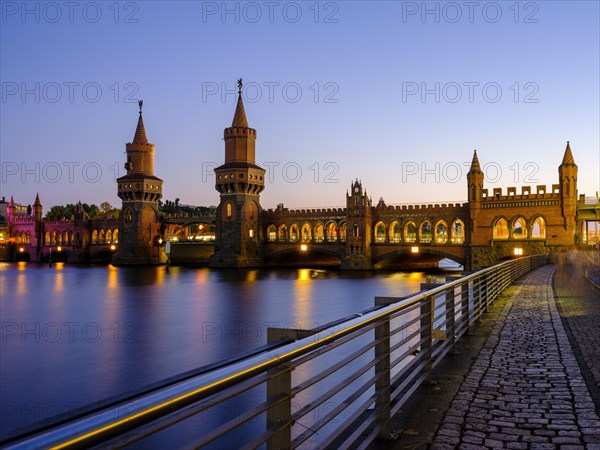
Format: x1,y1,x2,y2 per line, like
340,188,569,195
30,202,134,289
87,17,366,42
374,297,392,439
461,280,472,335
266,328,312,450
420,295,433,378
445,287,456,349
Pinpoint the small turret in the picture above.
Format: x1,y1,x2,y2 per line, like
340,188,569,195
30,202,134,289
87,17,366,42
33,193,42,222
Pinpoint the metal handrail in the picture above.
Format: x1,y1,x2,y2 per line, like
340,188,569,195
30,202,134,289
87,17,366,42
3,255,548,450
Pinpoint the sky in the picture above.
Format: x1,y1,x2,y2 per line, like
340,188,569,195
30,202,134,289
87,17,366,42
1,1,599,210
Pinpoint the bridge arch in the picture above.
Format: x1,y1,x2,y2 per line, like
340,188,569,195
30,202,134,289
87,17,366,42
265,245,344,266
372,248,466,267
290,223,299,242
278,224,288,241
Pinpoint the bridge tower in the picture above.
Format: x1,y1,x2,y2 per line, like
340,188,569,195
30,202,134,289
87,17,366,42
209,80,265,268
466,150,483,246
113,101,164,265
558,141,578,241
341,180,373,269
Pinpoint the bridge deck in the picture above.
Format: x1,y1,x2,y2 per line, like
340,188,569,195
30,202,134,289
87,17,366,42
427,263,600,449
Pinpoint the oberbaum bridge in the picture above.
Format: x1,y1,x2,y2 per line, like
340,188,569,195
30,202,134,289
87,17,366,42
1,84,599,270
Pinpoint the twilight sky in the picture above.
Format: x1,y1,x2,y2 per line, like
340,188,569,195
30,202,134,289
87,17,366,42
1,1,599,210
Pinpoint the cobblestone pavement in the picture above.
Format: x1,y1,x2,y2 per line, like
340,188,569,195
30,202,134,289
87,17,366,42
431,265,600,449
553,252,600,409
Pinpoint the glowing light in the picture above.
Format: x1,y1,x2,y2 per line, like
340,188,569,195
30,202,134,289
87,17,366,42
513,247,524,256
158,238,163,245
411,246,419,253
19,247,24,253
110,244,116,251
57,246,62,252
300,244,308,252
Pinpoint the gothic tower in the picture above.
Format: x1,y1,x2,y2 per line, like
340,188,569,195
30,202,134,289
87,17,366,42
209,80,265,268
113,101,164,265
558,141,578,241
341,180,373,270
467,150,484,245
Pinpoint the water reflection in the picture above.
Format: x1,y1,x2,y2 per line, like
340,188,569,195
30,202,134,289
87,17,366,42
0,263,455,442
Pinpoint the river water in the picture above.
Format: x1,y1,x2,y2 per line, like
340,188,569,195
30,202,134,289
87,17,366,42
0,262,456,446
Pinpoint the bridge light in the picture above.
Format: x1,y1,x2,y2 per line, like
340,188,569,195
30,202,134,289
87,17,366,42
110,244,116,251
300,244,308,252
411,246,419,254
19,247,24,253
57,246,62,252
513,247,523,256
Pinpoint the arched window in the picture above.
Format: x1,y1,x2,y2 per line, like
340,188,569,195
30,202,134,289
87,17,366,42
113,229,119,243
339,222,347,242
69,231,74,244
249,202,254,220
248,226,255,238
353,223,360,238
435,221,448,243
420,221,432,243
374,221,386,243
124,208,133,223
25,232,31,243
314,223,324,243
404,221,416,243
513,218,527,238
531,217,546,238
91,230,98,244
106,229,113,244
226,203,232,219
301,223,312,242
45,232,51,245
493,218,509,239
389,221,401,243
51,231,57,245
326,222,338,242
267,225,276,241
451,220,465,244
290,224,299,242
57,232,63,245
278,224,288,241
99,229,105,244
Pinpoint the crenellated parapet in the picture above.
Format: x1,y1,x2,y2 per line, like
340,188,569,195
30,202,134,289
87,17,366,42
481,185,561,204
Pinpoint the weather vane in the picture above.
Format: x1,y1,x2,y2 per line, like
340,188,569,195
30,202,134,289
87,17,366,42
138,99,143,113
237,78,243,94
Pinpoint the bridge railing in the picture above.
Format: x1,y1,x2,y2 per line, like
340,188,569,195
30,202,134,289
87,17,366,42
3,255,548,450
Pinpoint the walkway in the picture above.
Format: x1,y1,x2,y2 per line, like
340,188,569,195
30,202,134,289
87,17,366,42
431,264,600,449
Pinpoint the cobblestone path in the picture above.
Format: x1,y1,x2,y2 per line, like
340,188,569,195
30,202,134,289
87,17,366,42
431,265,600,449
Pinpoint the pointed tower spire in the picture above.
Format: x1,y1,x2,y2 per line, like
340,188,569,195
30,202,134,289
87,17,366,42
8,195,14,207
132,100,148,144
231,78,249,128
469,150,482,173
561,141,575,165
33,193,41,206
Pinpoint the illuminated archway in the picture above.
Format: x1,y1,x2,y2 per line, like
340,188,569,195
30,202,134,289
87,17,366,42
404,221,416,243
531,217,546,238
493,218,509,239
389,221,401,243
419,220,432,243
435,220,448,244
513,217,527,238
374,221,386,243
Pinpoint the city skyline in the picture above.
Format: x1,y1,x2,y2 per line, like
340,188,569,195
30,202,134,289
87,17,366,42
1,1,599,210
